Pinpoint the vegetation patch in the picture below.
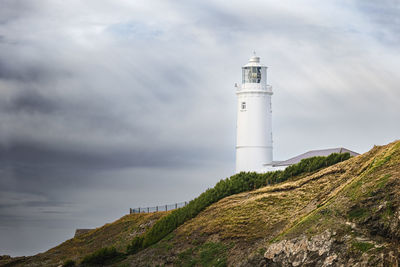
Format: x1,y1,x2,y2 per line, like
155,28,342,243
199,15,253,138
374,155,392,170
381,201,395,220
62,259,76,267
279,207,332,240
176,247,196,267
198,242,229,266
352,241,374,253
80,246,125,266
376,174,391,190
126,236,144,254
175,242,230,267
127,153,351,254
348,207,368,220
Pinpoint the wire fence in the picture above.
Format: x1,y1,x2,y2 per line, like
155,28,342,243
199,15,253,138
130,201,189,214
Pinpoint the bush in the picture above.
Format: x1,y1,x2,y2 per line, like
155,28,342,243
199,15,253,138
131,152,351,253
127,235,144,254
198,242,228,267
81,247,124,266
62,259,76,267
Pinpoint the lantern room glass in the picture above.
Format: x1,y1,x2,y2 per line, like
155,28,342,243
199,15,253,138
242,67,261,83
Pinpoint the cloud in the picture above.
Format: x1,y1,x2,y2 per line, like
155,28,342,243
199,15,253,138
3,90,57,114
354,0,400,45
0,0,400,256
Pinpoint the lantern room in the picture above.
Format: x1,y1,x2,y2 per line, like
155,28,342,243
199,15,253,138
241,55,267,86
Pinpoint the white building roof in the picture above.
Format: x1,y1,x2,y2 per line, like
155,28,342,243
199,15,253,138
271,147,359,167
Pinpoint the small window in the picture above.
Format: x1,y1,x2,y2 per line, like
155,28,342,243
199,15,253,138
241,102,246,110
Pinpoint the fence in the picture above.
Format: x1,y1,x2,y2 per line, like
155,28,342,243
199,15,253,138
130,201,189,214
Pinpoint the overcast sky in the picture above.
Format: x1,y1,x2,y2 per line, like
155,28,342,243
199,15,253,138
1,0,399,257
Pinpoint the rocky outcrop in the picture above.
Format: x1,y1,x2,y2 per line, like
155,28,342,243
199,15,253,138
264,231,338,266
264,230,400,266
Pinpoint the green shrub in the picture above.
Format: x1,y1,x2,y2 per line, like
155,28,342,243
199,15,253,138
62,259,76,267
127,235,144,254
198,242,228,267
352,241,374,252
81,247,124,266
131,152,351,254
176,248,196,267
348,207,367,219
175,242,228,267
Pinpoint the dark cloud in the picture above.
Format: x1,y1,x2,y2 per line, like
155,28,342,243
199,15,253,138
0,61,47,83
0,140,208,173
3,90,57,114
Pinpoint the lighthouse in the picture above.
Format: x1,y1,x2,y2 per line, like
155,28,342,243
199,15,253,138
235,54,273,173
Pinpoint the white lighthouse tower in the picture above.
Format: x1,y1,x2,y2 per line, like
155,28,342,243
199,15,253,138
235,54,273,173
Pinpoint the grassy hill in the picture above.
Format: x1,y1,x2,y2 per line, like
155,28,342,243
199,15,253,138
124,140,400,266
0,212,166,266
2,140,400,266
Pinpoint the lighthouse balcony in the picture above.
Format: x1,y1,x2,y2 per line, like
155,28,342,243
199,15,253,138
235,84,273,95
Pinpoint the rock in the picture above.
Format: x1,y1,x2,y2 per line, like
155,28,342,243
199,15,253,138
263,229,400,266
345,221,356,229
323,254,337,266
264,231,334,266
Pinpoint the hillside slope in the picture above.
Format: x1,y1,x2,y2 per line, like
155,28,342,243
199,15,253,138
0,212,166,266
2,140,400,266
124,140,400,266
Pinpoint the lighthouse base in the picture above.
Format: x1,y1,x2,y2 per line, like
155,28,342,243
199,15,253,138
235,146,272,173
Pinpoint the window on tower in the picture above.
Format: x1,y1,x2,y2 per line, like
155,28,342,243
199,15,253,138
242,67,261,83
241,102,246,110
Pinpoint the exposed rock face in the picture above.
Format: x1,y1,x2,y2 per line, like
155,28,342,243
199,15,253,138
264,231,337,266
264,230,400,267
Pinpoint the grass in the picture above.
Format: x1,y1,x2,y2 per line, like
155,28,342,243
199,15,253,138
186,158,362,245
126,153,352,254
125,140,400,266
124,141,400,266
380,201,395,220
267,141,400,245
348,207,368,220
175,242,230,267
62,259,76,267
8,140,400,267
8,212,167,266
80,247,125,266
376,174,392,190
352,242,374,253
198,242,229,267
177,248,196,267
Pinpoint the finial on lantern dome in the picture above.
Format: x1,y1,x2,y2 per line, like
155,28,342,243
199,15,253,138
249,51,260,63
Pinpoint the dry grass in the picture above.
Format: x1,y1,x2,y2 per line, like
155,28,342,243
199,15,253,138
125,140,400,266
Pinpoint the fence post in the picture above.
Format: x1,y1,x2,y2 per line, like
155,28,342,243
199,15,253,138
165,204,167,211
185,201,187,206
139,207,140,213
175,203,177,209
147,207,149,213
129,208,132,214
156,206,158,212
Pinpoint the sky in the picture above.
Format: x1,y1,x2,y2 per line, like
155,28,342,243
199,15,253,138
0,0,400,257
